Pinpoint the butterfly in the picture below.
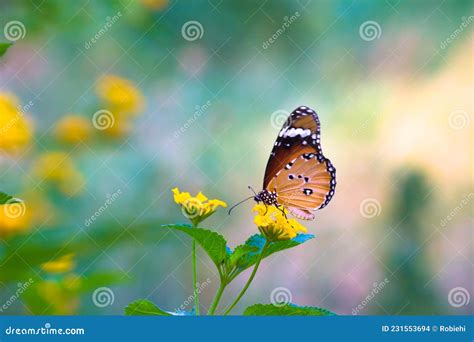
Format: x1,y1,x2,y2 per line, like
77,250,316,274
249,106,336,220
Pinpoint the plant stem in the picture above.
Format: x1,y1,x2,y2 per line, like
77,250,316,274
223,240,270,315
208,281,226,315
192,239,200,315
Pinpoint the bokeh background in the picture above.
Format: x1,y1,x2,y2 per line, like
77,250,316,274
0,0,472,315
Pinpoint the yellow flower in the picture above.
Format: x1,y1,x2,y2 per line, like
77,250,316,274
54,115,92,144
172,187,227,225
36,277,80,314
0,93,32,152
32,152,84,196
253,204,307,242
0,201,31,238
96,75,144,115
37,259,81,314
0,192,59,239
41,253,75,274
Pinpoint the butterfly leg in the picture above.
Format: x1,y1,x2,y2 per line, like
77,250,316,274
276,204,288,220
263,203,269,216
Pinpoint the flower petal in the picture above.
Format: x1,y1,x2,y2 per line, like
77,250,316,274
195,192,208,203
208,199,227,209
252,204,307,242
172,187,191,204
172,188,226,225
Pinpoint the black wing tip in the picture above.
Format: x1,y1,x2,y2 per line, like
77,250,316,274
293,105,317,113
291,106,320,122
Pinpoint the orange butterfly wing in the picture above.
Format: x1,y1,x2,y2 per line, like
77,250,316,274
263,107,323,189
263,106,336,220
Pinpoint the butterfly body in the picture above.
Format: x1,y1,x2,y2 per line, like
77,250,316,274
256,106,336,220
254,189,278,206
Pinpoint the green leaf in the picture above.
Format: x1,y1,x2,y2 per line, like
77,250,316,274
0,43,12,58
244,303,335,316
125,299,172,316
162,224,227,267
228,244,259,269
0,191,21,205
230,233,314,279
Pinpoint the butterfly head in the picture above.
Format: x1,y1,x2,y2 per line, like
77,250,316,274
254,190,278,206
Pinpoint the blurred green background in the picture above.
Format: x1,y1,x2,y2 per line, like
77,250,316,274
0,0,472,315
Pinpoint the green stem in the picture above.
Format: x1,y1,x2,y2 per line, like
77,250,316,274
207,281,226,315
192,239,200,315
223,241,270,315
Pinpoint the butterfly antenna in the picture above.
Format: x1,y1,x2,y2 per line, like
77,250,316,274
248,186,257,196
228,196,254,216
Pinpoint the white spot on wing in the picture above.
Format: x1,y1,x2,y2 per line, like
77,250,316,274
279,127,289,137
283,128,311,138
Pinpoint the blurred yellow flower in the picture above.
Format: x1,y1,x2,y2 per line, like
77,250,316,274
96,75,144,115
0,93,32,152
35,259,81,314
253,204,307,241
172,187,227,226
0,201,31,238
41,253,75,274
54,115,92,145
140,0,168,10
33,152,84,196
36,277,80,315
